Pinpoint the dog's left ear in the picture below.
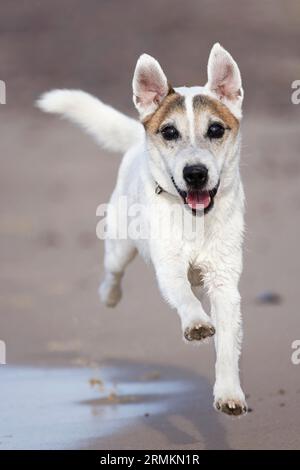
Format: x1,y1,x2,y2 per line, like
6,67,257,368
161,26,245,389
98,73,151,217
132,54,170,119
206,43,243,117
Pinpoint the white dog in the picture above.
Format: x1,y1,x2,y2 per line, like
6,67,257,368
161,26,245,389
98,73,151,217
38,43,247,416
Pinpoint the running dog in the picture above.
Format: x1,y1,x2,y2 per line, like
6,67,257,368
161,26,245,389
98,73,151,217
38,43,247,416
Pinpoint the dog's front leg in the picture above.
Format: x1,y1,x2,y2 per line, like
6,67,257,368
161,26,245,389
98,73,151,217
208,281,247,416
154,257,215,342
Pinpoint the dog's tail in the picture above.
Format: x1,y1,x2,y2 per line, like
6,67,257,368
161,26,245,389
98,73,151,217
36,89,144,154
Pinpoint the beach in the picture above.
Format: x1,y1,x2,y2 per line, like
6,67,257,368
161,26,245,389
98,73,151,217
0,0,300,450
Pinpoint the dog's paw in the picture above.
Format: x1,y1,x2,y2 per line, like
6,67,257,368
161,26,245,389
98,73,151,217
214,398,248,417
184,323,215,342
98,281,122,308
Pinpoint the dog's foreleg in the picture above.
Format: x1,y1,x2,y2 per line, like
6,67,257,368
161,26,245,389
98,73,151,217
208,280,247,416
154,257,215,342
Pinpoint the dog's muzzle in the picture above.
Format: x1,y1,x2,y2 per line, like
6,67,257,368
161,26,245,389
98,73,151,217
171,176,220,215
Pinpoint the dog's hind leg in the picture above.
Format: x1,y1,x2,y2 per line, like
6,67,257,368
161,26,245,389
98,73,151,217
99,239,137,307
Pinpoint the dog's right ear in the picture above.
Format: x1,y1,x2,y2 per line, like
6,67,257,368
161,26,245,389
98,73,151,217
132,54,169,119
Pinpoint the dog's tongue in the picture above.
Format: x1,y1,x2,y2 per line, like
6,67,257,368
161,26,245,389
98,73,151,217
186,190,211,210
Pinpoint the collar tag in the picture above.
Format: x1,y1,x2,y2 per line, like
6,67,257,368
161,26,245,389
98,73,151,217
155,183,163,195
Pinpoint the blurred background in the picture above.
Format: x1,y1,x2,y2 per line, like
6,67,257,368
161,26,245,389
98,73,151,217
1,0,300,450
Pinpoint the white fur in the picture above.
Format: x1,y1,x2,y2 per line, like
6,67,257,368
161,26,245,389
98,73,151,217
205,43,244,119
37,89,144,153
132,53,169,120
38,44,247,416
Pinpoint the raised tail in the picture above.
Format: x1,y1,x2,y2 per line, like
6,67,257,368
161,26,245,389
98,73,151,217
36,89,144,154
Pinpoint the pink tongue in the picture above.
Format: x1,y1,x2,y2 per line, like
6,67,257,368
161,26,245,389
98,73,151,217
186,190,211,210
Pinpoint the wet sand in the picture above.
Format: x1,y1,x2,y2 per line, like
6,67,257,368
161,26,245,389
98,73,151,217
1,0,300,450
0,357,298,450
0,361,227,450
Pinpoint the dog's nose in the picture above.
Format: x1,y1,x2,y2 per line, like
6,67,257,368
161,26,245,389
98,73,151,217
183,165,208,187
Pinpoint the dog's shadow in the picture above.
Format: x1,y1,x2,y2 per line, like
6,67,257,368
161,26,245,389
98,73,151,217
80,358,230,450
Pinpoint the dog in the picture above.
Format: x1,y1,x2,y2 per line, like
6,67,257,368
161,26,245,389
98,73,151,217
37,43,247,416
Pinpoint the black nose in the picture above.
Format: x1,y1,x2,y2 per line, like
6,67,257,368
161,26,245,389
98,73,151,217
183,165,208,187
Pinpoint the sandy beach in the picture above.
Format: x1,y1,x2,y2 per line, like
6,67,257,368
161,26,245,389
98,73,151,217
0,0,300,450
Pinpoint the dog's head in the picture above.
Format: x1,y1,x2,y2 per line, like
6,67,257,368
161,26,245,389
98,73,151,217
132,43,243,214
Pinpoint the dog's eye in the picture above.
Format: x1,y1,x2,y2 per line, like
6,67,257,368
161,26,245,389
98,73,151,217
160,125,180,141
207,123,225,139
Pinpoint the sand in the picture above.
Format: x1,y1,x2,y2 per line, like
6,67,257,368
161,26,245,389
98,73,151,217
0,0,300,450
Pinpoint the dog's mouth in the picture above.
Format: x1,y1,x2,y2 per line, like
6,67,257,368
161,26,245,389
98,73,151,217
171,177,220,215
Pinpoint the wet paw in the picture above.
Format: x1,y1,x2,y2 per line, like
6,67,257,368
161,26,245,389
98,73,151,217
99,282,122,308
184,323,215,342
215,398,248,417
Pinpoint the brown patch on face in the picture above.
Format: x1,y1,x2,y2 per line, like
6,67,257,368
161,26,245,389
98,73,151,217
193,94,239,133
143,88,185,133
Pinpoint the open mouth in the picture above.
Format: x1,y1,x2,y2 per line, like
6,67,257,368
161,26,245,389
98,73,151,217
171,177,220,215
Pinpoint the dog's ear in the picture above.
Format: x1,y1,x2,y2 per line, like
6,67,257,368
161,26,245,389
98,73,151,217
206,43,243,117
132,54,169,119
